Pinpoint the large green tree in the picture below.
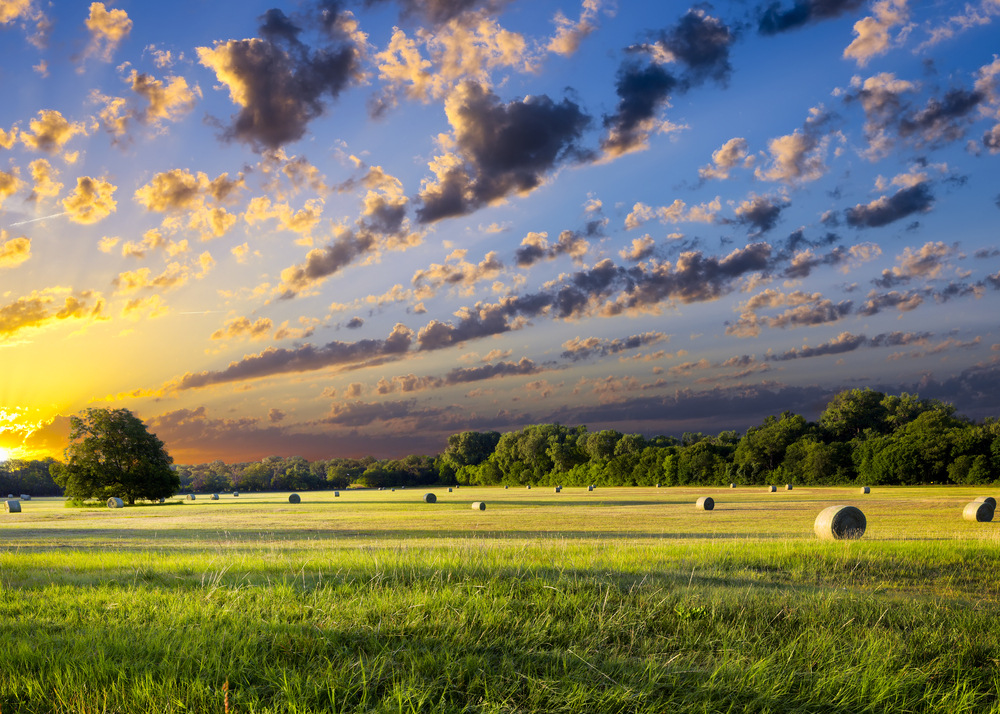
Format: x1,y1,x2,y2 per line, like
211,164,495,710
51,408,179,504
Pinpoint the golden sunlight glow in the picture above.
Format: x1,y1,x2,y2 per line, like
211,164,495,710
0,447,11,463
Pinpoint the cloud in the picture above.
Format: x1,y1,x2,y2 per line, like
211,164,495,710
320,399,450,427
372,11,534,110
514,230,589,267
412,249,505,296
0,0,50,47
755,107,836,183
112,252,213,294
346,316,364,329
624,197,720,229
62,177,118,224
244,196,324,239
872,241,957,287
365,0,506,27
26,159,62,203
857,288,925,316
134,169,245,241
547,0,601,56
92,70,201,142
917,0,1000,49
619,235,656,262
698,137,752,180
416,81,592,223
83,2,132,64
19,110,87,154
276,167,421,296
268,408,286,423
734,194,789,235
727,288,852,336
599,61,679,159
561,331,669,361
0,232,31,269
845,182,934,228
896,88,985,147
0,168,20,207
210,316,273,342
197,5,365,150
170,323,414,390
843,0,910,66
758,0,865,34
0,288,106,342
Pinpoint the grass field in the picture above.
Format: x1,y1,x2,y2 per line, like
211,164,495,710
1,486,999,713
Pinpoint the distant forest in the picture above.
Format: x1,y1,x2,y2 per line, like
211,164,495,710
4,388,999,496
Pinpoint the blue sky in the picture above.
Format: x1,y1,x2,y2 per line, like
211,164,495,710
1,0,998,463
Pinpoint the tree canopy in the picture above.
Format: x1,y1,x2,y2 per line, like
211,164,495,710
51,408,179,504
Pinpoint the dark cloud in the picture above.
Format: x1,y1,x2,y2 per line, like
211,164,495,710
444,358,542,384
767,299,853,328
198,4,363,150
973,247,1000,259
845,182,934,228
758,0,864,34
857,289,926,316
320,399,451,428
417,83,593,223
278,231,377,298
735,195,789,235
603,10,735,157
767,330,932,360
514,229,589,267
657,10,735,85
561,331,669,361
346,316,364,329
363,0,503,26
173,324,413,390
985,271,1000,290
897,89,985,147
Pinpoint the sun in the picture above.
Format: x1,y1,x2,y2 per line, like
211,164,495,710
0,447,11,463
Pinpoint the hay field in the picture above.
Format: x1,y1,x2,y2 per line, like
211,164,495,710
2,487,999,713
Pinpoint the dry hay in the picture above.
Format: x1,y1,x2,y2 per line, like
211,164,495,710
588,485,594,492
973,496,996,509
554,486,561,493
233,491,239,497
730,483,736,488
107,497,124,509
424,493,437,503
211,494,219,500
472,501,486,510
187,494,196,500
334,491,340,497
5,494,12,498
814,505,867,540
768,485,777,492
288,493,301,504
785,484,793,491
860,486,871,494
4,500,21,513
526,485,531,490
19,494,31,500
504,485,508,489
448,488,453,492
696,496,714,511
963,502,994,522
159,498,165,503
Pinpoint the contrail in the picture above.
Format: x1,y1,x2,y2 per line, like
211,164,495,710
8,211,70,227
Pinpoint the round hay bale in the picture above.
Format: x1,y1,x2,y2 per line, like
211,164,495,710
587,485,594,492
785,484,793,491
159,498,165,503
973,496,996,509
288,493,301,504
6,494,12,499
233,491,239,497
187,494,196,500
504,485,508,489
107,497,124,509
963,501,994,522
656,484,660,488
19,494,30,500
424,493,437,503
554,486,561,493
5,500,21,513
814,505,867,540
768,485,777,492
211,494,219,500
448,487,453,492
696,496,714,511
730,483,736,488
860,486,871,494
472,501,486,511
526,485,531,490
334,491,340,497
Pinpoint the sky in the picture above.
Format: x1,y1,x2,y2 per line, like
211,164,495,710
0,0,998,464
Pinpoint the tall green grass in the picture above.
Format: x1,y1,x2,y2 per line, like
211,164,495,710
1,487,998,712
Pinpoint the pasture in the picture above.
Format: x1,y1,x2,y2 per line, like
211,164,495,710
1,486,999,713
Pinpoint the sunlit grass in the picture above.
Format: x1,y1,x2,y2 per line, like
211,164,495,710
1,486,998,712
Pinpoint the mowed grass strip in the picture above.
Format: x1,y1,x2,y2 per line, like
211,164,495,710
1,487,998,713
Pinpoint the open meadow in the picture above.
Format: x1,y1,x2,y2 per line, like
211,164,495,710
2,486,999,713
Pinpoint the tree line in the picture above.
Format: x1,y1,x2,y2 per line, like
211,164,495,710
5,388,998,500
